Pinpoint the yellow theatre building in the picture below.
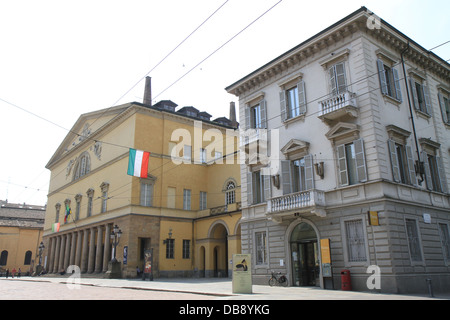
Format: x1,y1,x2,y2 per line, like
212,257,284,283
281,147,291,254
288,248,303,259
42,79,241,278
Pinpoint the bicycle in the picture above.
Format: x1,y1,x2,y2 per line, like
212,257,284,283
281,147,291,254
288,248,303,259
268,271,289,287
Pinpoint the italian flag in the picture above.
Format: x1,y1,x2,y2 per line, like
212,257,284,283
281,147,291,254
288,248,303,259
127,148,150,178
52,223,60,233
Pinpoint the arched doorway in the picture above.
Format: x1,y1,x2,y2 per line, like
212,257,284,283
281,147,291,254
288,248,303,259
290,222,320,287
210,223,228,278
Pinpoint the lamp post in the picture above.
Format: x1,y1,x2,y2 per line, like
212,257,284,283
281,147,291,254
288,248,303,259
110,224,122,262
38,241,45,266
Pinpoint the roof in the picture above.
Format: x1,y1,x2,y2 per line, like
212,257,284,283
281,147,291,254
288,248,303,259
225,6,450,94
0,201,46,228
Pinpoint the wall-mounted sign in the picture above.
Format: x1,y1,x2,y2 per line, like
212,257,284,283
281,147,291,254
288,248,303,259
368,211,379,226
143,248,153,281
423,213,431,224
320,238,331,264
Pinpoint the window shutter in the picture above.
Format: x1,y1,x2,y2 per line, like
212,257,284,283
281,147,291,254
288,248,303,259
247,172,253,206
387,140,400,183
377,59,388,95
354,138,367,183
260,99,267,129
337,144,348,186
245,106,251,130
409,78,419,110
422,151,433,191
392,68,402,102
298,80,307,115
405,145,418,186
279,91,287,121
438,93,449,123
335,62,347,94
281,160,292,195
423,85,432,115
329,66,337,96
263,172,271,202
304,154,314,190
436,156,448,194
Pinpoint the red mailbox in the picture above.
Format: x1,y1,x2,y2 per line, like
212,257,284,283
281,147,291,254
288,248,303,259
341,269,352,291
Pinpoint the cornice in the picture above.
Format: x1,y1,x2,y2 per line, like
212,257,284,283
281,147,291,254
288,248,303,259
226,8,450,97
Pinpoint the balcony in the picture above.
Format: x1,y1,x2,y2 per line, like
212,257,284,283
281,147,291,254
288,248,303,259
267,189,326,222
318,91,358,123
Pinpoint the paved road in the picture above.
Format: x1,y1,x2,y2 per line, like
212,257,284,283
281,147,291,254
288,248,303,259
1,276,448,300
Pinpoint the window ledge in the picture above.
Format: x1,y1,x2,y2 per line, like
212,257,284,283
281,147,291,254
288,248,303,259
382,94,402,107
415,109,431,120
283,113,306,127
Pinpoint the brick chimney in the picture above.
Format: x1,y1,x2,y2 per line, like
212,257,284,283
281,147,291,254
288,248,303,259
229,101,238,128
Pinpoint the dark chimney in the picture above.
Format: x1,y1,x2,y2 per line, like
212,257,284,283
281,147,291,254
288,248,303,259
143,76,152,106
229,101,238,128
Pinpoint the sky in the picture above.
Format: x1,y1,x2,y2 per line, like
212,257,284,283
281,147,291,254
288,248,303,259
1,0,449,206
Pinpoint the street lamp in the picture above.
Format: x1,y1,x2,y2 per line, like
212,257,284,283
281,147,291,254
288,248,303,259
38,241,45,266
110,224,122,262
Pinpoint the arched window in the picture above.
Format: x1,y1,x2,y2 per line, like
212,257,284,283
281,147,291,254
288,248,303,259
225,180,236,205
73,152,91,181
24,250,32,265
0,250,8,266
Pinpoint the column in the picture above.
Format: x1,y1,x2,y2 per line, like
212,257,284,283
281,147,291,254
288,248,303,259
69,232,77,266
95,226,103,273
75,230,82,268
81,229,89,273
88,227,96,273
58,234,66,273
63,233,71,270
48,237,56,274
103,224,111,272
52,236,61,273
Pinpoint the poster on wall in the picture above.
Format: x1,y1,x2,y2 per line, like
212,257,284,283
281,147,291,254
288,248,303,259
232,254,252,294
143,248,153,281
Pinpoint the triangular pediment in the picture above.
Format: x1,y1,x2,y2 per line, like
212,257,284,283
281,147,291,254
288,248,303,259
325,122,359,141
46,103,133,169
281,139,310,155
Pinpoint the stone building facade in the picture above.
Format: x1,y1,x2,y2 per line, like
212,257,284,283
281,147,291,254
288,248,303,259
226,7,450,294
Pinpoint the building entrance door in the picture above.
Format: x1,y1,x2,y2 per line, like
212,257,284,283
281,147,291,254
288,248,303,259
290,222,320,287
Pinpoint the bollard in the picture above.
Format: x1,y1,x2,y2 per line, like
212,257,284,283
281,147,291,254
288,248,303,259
426,278,434,298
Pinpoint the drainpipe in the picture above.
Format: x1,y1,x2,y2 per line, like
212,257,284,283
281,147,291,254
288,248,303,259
400,41,424,185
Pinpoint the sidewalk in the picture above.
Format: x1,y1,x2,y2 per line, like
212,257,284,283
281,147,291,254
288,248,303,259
7,276,449,300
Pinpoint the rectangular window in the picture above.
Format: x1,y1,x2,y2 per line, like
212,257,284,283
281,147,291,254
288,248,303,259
182,240,190,259
252,171,265,204
439,223,450,263
422,151,447,193
183,189,191,210
101,190,108,213
377,59,402,101
438,93,450,124
75,201,81,221
329,62,347,96
336,139,367,186
345,219,367,262
287,85,300,118
409,78,431,115
183,145,192,161
280,81,306,121
200,148,207,163
405,218,423,262
140,181,154,207
251,103,262,129
87,196,93,217
165,239,174,259
199,191,207,210
255,232,267,265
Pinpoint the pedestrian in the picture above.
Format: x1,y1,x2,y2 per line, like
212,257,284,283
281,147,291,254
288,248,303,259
11,268,16,278
5,269,9,278
18,268,21,278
